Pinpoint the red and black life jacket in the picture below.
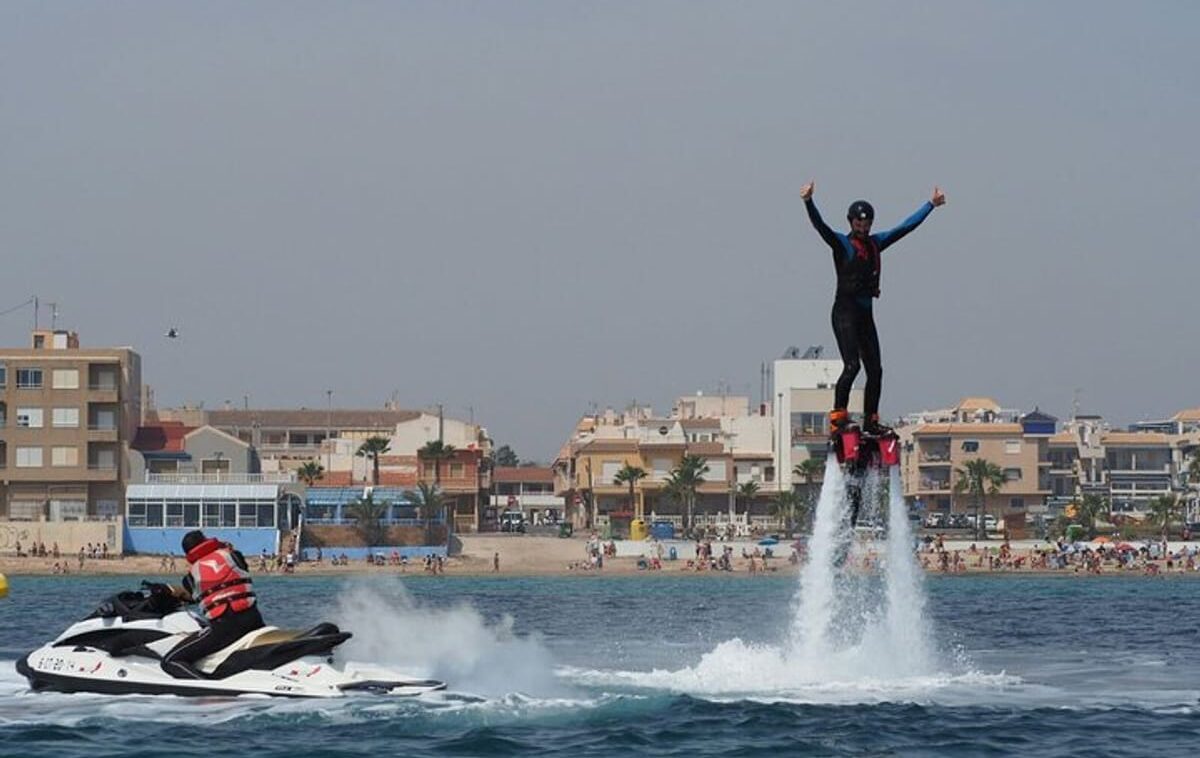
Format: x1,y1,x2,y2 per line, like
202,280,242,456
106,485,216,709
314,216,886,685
185,538,256,621
835,234,881,299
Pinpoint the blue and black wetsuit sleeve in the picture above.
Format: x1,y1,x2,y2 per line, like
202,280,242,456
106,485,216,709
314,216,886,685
874,201,935,252
804,198,844,252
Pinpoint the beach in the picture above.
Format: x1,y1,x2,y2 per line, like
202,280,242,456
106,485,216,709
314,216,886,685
4,534,1199,578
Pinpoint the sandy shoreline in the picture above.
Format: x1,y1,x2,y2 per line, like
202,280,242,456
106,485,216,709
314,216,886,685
3,534,1198,579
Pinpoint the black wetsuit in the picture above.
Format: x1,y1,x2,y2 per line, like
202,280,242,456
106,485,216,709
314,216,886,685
804,198,935,418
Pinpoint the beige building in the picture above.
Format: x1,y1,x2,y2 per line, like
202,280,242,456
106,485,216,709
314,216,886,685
0,329,142,520
553,394,781,534
900,397,1053,518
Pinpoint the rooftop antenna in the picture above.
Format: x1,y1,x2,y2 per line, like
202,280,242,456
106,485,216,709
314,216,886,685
1072,388,1081,420
48,302,59,330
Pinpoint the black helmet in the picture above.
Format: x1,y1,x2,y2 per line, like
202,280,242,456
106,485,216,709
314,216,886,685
847,200,874,221
181,530,206,554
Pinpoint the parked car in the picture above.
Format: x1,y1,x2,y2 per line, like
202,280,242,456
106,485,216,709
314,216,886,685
499,511,526,533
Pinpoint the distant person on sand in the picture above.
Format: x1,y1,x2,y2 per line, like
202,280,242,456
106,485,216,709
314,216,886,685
800,181,946,435
493,552,500,572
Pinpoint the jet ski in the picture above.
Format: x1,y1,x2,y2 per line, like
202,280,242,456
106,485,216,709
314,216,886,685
830,422,900,527
16,582,445,698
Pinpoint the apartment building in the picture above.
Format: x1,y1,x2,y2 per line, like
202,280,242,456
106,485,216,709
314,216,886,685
900,397,1053,517
553,394,778,533
0,329,141,521
491,466,563,526
774,346,863,491
1047,411,1197,518
155,406,493,531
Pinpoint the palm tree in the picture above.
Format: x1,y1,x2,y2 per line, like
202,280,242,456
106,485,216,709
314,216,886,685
954,458,1005,540
356,436,392,485
1148,495,1178,540
406,481,445,545
346,493,388,547
613,464,648,518
1075,493,1110,538
770,490,808,534
418,440,458,485
297,461,325,487
667,454,709,535
736,481,760,517
793,457,824,512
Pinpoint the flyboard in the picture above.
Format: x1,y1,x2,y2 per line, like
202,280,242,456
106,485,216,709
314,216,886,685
830,422,900,526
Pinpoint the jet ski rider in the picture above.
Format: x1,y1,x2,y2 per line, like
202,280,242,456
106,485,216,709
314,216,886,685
161,530,265,679
799,181,946,436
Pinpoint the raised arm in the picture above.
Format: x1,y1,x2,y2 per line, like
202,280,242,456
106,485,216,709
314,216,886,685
801,182,841,249
875,186,946,252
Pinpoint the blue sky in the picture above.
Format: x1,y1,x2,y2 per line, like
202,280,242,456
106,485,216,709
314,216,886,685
2,2,1197,459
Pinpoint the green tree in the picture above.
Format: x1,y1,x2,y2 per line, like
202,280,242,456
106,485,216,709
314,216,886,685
356,436,392,486
770,490,809,535
297,460,325,487
953,458,1005,540
1075,493,1111,538
493,444,519,468
736,480,760,517
613,463,648,518
793,457,825,513
418,440,458,485
406,481,445,545
1148,495,1178,539
346,493,388,547
667,454,709,534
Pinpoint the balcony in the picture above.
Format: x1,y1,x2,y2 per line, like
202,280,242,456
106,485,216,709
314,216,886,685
918,479,952,492
145,472,297,484
918,453,951,465
87,423,119,441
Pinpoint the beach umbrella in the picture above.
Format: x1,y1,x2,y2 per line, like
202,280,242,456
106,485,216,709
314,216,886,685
758,537,779,546
1092,536,1113,544
1116,542,1135,551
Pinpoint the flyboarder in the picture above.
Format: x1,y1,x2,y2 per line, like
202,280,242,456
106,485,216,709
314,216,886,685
800,181,946,525
800,181,945,436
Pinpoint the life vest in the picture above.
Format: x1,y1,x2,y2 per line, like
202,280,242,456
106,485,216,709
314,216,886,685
185,538,256,621
834,234,881,299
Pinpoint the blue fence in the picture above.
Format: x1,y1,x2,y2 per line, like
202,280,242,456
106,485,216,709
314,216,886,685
123,526,279,556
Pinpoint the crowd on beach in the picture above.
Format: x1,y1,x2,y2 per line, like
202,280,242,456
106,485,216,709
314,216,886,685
921,533,1200,575
11,540,114,574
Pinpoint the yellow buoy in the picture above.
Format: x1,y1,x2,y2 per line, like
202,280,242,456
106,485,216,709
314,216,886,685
0,572,8,599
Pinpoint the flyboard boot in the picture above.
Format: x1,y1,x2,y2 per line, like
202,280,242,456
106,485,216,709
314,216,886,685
830,410,901,528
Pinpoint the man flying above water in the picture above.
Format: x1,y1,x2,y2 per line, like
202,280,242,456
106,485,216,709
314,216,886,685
800,181,946,437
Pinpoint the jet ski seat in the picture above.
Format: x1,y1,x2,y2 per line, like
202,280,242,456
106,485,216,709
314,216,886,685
196,623,350,679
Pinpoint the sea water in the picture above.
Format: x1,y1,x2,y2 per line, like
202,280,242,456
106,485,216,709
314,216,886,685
2,496,1200,756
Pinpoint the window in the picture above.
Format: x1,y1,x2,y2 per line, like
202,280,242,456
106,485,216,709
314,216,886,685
705,460,727,480
9,501,43,520
51,446,79,467
52,407,80,428
0,365,5,387
961,440,979,453
16,408,44,428
601,461,622,482
16,447,43,467
52,369,80,389
1009,497,1024,509
764,465,775,482
16,368,42,388
96,500,119,520
1005,440,1021,455
1003,468,1022,482
449,462,465,479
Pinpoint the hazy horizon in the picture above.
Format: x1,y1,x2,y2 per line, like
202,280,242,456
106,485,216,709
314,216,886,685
3,2,1197,461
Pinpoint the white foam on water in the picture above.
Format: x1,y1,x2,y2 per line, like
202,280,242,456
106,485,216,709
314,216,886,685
335,578,569,699
577,459,962,703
